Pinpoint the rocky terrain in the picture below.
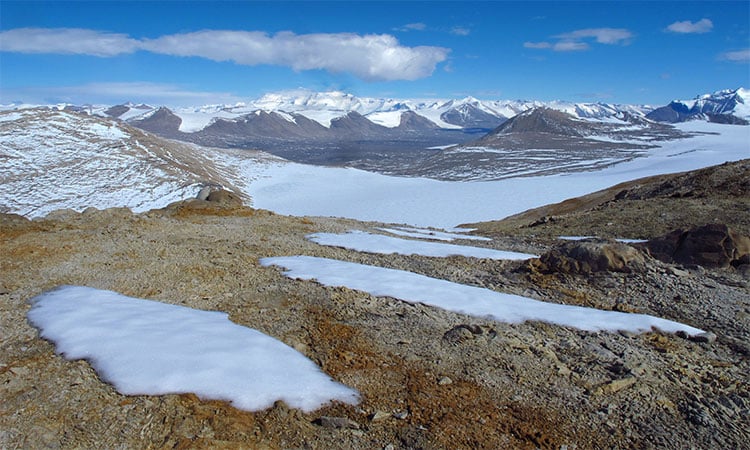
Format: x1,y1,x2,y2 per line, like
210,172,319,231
1,160,749,449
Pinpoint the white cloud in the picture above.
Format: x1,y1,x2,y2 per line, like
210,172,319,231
719,48,750,62
666,18,713,34
144,30,449,81
0,27,449,82
395,23,427,32
553,41,590,52
0,28,139,56
523,41,552,49
554,28,633,45
450,26,471,36
525,27,632,52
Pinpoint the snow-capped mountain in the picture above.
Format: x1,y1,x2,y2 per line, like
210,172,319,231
646,88,749,124
97,89,660,135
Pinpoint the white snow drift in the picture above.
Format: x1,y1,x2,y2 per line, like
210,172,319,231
27,286,359,412
308,230,536,260
261,256,705,336
376,226,491,242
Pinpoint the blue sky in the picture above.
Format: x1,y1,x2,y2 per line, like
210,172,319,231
1,1,748,106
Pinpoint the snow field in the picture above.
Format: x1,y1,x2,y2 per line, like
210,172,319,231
261,256,705,336
246,122,750,228
27,286,359,412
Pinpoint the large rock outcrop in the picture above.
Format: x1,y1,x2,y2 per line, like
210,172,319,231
641,224,750,268
536,239,648,274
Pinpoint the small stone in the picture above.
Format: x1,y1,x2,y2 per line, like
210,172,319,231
594,376,636,395
369,410,390,422
393,411,409,420
437,376,453,385
384,445,395,450
689,332,717,344
314,416,360,430
669,267,690,277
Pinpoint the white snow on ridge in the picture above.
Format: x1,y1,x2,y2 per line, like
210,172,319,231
261,256,705,336
308,231,534,260
0,109,260,218
27,286,359,412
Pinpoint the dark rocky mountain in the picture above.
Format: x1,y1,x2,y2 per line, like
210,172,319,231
129,107,183,138
483,107,592,138
103,104,130,118
395,111,441,132
329,111,391,138
398,107,691,181
440,103,506,129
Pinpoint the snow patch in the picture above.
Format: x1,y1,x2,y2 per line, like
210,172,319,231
261,256,704,336
308,230,535,260
27,286,359,412
376,226,491,242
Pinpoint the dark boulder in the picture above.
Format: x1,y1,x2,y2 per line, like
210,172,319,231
641,224,750,268
537,239,647,274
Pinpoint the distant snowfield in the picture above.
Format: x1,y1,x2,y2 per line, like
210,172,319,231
246,123,749,228
261,256,705,336
28,286,359,412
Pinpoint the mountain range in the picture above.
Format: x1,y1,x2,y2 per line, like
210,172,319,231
34,87,728,169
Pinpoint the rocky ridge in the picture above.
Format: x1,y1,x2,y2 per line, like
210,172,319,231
2,160,749,449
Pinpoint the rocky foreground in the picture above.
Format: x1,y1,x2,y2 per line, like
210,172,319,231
1,161,749,449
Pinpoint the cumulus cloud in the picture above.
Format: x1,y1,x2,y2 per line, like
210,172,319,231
0,27,449,82
525,27,632,52
666,18,713,34
0,28,139,56
719,48,750,62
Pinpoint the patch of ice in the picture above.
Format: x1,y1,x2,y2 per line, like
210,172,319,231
376,226,491,242
27,286,359,412
261,256,704,336
559,236,648,244
308,230,535,260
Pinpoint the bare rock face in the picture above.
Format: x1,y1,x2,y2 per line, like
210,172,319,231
205,189,243,206
642,224,750,268
537,239,647,274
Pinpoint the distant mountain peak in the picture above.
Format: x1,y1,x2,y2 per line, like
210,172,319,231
489,107,586,137
648,87,749,124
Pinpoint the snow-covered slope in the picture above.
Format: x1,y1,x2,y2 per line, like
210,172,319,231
0,109,274,217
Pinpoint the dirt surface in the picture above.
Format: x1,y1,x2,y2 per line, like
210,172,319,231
2,162,749,449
